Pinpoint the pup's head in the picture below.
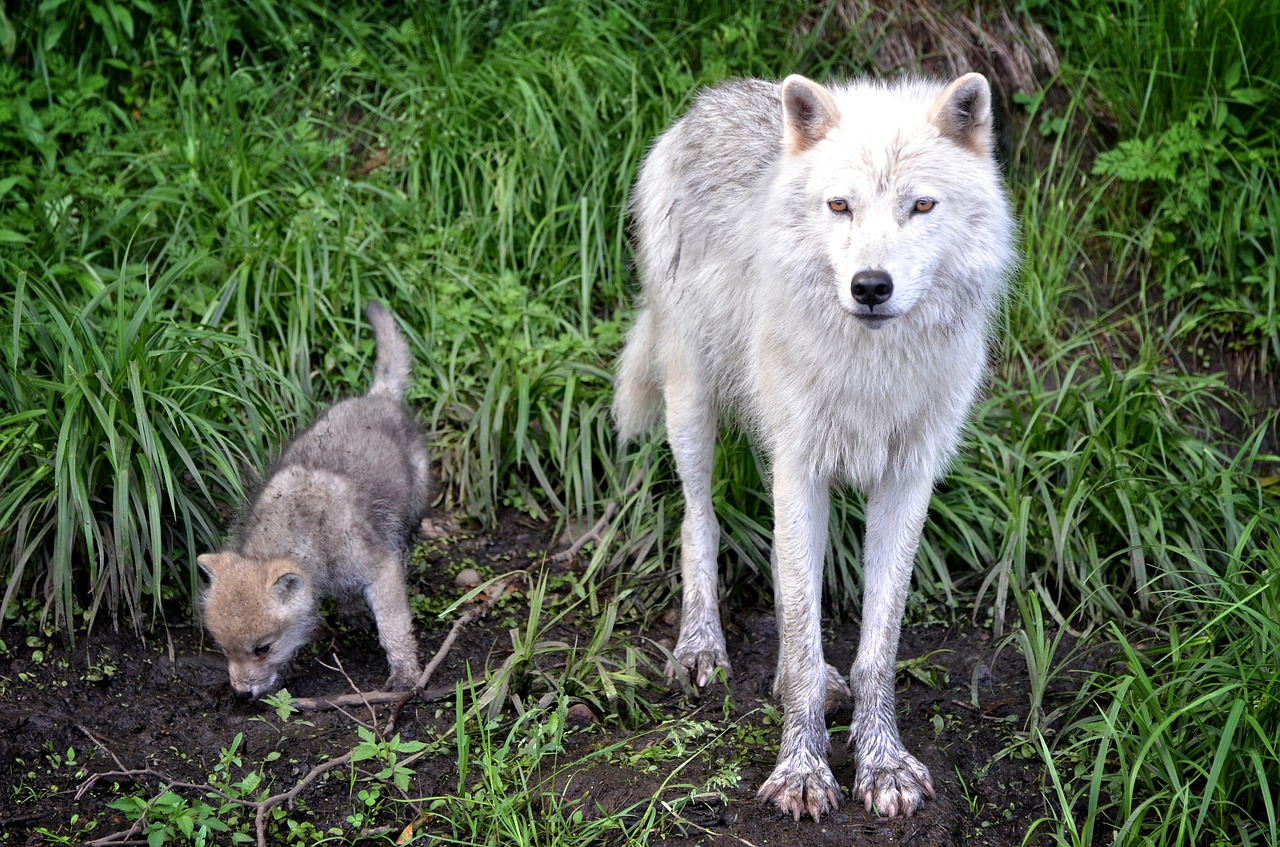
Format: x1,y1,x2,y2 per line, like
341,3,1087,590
777,73,1013,327
196,552,319,699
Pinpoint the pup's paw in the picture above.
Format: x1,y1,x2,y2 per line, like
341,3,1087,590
855,752,934,817
756,758,840,822
669,640,731,688
384,664,421,692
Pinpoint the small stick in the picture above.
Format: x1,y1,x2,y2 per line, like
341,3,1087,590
254,574,521,845
255,751,353,847
77,723,128,773
551,463,649,564
290,684,457,711
659,799,762,847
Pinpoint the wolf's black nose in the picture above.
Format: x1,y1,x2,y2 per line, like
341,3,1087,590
851,270,893,306
233,688,254,701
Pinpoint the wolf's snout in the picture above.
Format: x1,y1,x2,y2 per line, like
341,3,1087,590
851,270,893,307
233,687,255,701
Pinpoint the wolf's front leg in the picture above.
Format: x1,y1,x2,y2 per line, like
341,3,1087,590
850,472,937,817
665,356,730,685
365,558,422,691
756,467,839,821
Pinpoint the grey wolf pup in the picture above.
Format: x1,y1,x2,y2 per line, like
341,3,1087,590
614,73,1015,820
199,301,431,699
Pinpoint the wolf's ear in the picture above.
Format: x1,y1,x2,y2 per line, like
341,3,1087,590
781,75,840,154
928,73,994,153
197,553,226,579
268,561,308,605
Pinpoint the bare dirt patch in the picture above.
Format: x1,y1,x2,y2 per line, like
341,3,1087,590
0,514,1066,846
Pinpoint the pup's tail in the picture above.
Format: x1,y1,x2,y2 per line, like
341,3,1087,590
365,301,412,400
612,308,664,442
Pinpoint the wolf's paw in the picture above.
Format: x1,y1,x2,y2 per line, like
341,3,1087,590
756,758,840,822
384,664,421,692
855,752,935,817
825,663,852,710
669,640,731,688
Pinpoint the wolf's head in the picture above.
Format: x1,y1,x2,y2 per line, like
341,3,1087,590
774,73,1014,329
197,552,319,699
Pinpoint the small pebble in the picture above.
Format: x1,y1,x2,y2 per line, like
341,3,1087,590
454,568,482,589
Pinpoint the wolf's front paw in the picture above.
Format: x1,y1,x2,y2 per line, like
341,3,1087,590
669,640,731,687
757,758,840,821
855,751,934,817
384,663,421,692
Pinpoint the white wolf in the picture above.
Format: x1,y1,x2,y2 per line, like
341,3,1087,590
614,73,1015,821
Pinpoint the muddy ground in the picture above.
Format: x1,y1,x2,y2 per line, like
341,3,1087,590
0,514,1076,846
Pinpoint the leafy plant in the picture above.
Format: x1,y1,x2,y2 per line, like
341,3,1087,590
351,726,427,793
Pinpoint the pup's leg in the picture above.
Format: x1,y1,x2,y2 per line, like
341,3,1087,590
364,557,422,691
757,464,839,821
850,471,936,816
665,350,728,685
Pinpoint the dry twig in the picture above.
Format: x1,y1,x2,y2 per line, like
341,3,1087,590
551,463,649,564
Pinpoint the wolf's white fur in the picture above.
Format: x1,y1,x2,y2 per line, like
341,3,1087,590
615,73,1015,821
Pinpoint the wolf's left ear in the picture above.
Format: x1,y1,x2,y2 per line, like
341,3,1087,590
928,73,994,153
781,75,840,154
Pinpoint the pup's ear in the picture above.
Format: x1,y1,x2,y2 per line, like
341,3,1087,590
268,560,308,605
928,73,994,153
781,74,840,154
197,553,228,579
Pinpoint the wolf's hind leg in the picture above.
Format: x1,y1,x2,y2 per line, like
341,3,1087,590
664,349,729,686
849,472,936,817
769,547,852,709
365,557,422,691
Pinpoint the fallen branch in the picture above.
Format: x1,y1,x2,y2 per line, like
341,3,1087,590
659,799,762,847
290,683,458,712
551,462,649,564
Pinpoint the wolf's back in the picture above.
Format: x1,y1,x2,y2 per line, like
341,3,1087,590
365,301,412,400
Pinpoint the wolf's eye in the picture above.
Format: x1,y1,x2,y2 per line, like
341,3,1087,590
912,197,936,213
253,643,272,658
827,198,849,213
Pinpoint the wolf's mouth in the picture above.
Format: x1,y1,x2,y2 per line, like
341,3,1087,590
855,313,896,328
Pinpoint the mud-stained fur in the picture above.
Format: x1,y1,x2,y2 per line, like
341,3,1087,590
199,302,431,699
615,74,1015,821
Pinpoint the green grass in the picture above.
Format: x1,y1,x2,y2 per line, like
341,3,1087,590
4,0,1280,844
1031,534,1280,847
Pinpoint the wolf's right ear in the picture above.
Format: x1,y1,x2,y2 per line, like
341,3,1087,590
781,75,840,154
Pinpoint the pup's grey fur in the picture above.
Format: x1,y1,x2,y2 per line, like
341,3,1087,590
615,73,1015,820
199,301,430,699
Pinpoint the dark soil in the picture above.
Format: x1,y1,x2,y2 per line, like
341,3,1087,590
0,514,1070,846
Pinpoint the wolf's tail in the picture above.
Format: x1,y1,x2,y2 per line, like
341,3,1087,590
612,308,664,442
365,301,413,400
